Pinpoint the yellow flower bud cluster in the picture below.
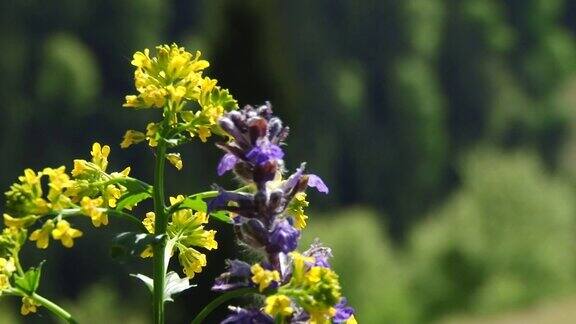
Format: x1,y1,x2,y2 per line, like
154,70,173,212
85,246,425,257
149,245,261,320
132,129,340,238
4,143,131,249
141,195,218,278
121,44,238,149
261,252,343,323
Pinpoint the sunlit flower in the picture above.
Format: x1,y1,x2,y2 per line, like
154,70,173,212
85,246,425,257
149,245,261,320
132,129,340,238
264,294,294,317
143,212,155,234
51,220,83,248
166,153,183,170
29,220,55,249
120,130,146,148
81,196,108,227
250,263,280,292
178,247,207,278
20,297,39,315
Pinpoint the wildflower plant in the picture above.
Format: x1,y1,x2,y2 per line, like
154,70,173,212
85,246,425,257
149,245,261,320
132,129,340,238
0,44,356,324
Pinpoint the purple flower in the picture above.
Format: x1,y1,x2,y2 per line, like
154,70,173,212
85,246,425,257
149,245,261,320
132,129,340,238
307,174,329,194
217,153,238,176
333,298,356,323
304,240,333,268
213,259,253,292
221,307,273,324
268,219,300,254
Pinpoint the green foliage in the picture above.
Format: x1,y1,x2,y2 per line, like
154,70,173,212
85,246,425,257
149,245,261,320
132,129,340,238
408,149,576,320
36,33,101,111
302,208,417,324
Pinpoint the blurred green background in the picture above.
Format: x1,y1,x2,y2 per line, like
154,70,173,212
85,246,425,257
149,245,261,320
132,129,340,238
3,0,576,323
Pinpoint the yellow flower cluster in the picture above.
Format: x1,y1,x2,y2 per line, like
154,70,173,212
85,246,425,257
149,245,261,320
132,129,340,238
4,143,131,249
121,44,238,149
265,252,343,323
141,196,218,278
30,220,83,249
20,296,39,315
0,256,16,293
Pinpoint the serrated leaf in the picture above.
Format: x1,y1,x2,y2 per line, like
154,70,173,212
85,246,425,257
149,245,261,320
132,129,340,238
14,261,45,294
130,271,195,302
116,191,152,211
110,232,165,261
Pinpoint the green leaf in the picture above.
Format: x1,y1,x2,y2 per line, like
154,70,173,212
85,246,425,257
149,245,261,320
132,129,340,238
210,211,232,224
14,261,45,294
180,197,207,212
116,191,152,211
131,271,195,302
112,177,152,194
110,232,165,261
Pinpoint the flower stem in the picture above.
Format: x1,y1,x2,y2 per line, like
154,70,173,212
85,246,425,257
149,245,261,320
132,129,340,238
29,292,78,324
190,288,256,324
153,140,168,324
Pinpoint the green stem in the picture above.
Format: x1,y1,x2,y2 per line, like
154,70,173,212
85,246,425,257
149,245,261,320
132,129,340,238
190,288,256,324
56,208,147,232
6,289,78,324
153,140,168,324
31,292,78,324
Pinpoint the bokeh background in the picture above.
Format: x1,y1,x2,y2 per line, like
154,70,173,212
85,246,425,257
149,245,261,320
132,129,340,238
2,0,576,323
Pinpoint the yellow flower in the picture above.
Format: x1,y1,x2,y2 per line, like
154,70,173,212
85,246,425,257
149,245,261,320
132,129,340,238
91,142,110,171
140,246,153,258
290,252,315,284
123,95,140,108
0,274,10,292
3,214,38,229
104,184,122,208
51,220,83,248
169,195,186,206
146,123,160,147
81,196,108,227
20,168,41,186
197,126,211,142
346,315,358,324
0,257,16,274
288,192,309,230
20,296,39,315
29,220,55,249
143,212,155,233
178,247,207,278
120,130,146,148
72,159,90,177
166,85,187,106
166,153,183,170
131,48,152,69
264,294,294,318
251,263,280,292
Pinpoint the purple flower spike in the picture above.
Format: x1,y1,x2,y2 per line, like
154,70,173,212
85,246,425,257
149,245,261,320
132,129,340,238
307,174,329,193
268,219,300,254
217,153,238,176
